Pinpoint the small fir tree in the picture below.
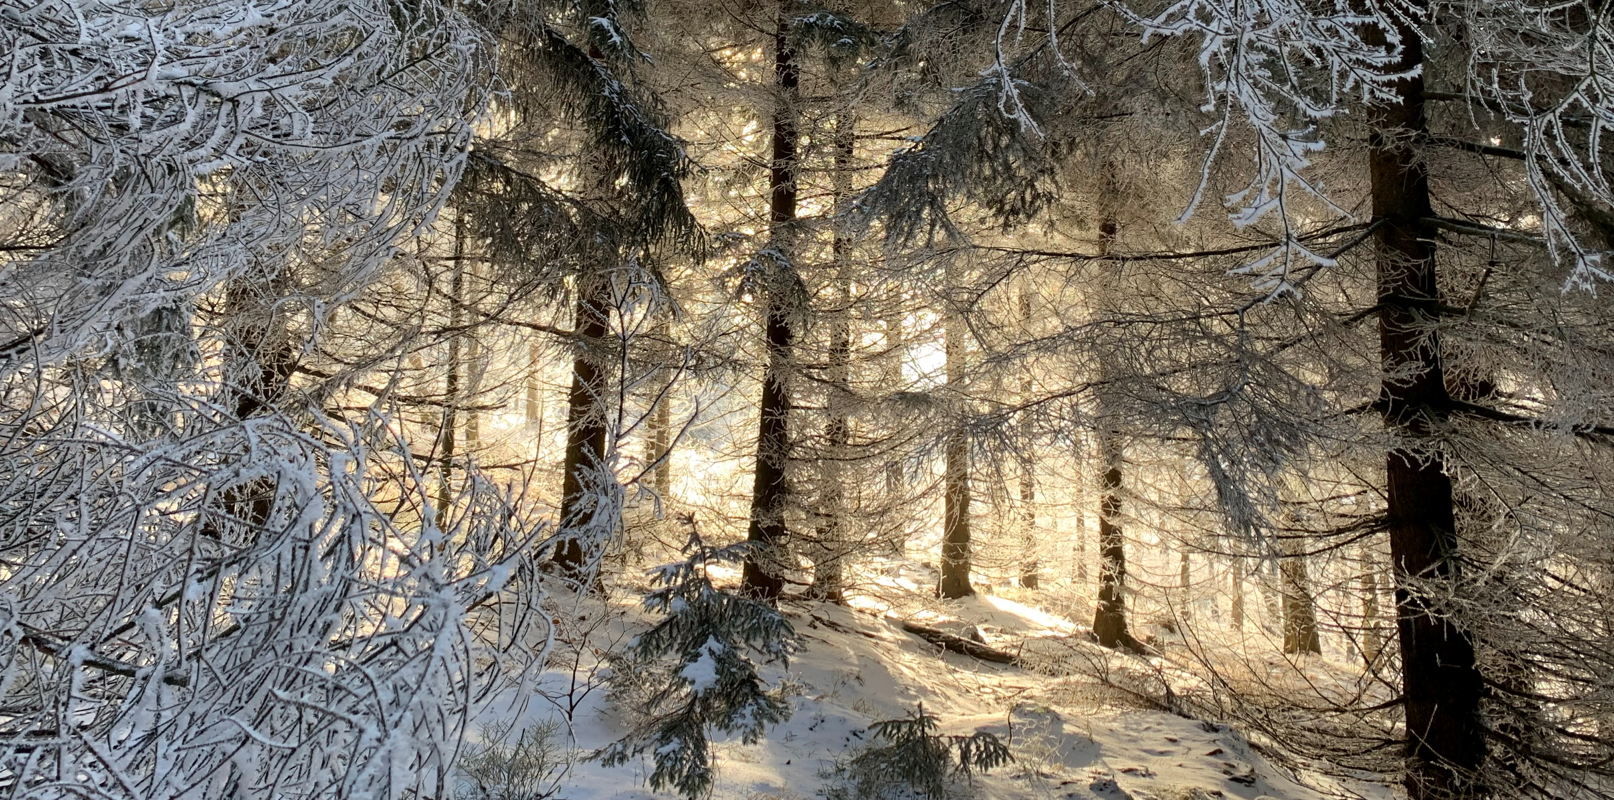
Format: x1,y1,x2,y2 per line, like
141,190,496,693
823,704,1013,800
598,525,801,798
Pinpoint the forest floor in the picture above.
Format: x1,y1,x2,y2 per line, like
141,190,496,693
475,556,1379,800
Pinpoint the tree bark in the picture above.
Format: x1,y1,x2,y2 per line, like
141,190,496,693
552,269,612,579
1092,418,1128,646
1368,12,1488,797
741,0,800,600
938,297,974,599
435,212,467,514
645,319,674,498
1018,281,1040,590
1230,556,1246,630
810,113,856,604
1360,545,1383,664
1090,210,1134,649
1280,548,1322,655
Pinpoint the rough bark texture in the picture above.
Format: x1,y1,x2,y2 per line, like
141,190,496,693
1369,13,1488,798
741,0,800,600
552,270,612,578
1092,426,1128,647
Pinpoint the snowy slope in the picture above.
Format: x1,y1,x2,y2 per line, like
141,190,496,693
472,590,1351,800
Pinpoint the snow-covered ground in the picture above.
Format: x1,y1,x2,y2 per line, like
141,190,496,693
471,569,1371,800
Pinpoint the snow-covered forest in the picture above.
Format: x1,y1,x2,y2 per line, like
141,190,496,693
5,1,1614,799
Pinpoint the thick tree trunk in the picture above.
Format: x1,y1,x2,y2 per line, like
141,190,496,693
552,270,612,578
1280,548,1322,655
938,303,974,599
741,0,800,600
1091,424,1128,646
810,113,856,604
1369,12,1487,798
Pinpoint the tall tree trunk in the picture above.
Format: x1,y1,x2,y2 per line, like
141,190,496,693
1091,416,1128,646
1178,549,1191,621
552,270,612,579
1360,545,1383,664
1075,428,1088,582
741,0,800,600
938,302,973,599
1280,546,1322,655
1090,208,1134,649
1018,281,1040,590
436,212,467,514
810,113,856,604
1369,12,1487,797
526,341,544,428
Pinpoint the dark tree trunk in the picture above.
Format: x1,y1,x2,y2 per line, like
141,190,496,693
1368,12,1488,797
741,0,800,600
552,269,612,579
220,275,297,541
810,113,856,604
1091,425,1128,647
938,300,973,599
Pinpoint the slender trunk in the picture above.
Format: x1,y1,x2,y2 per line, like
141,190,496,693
810,113,856,604
1178,549,1191,621
645,328,674,498
1018,282,1039,590
552,270,612,578
1230,556,1246,630
1360,545,1383,664
465,330,484,450
1369,12,1487,797
938,304,973,599
436,213,467,514
1075,429,1088,582
741,0,800,600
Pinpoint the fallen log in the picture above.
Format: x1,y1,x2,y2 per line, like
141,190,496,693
899,620,1019,665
